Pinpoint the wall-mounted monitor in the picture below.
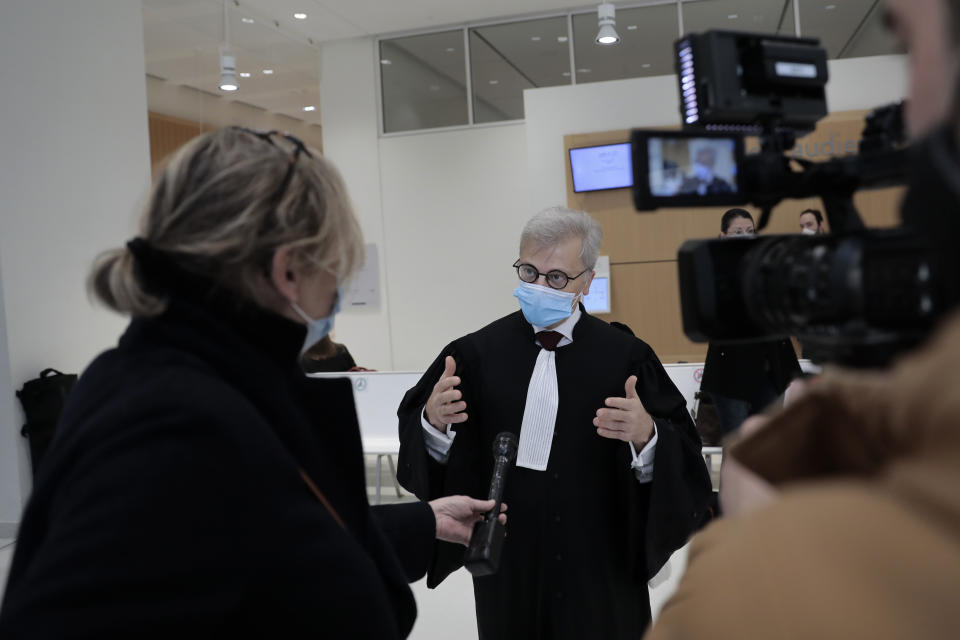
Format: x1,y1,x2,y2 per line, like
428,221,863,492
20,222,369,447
583,277,610,314
569,142,633,193
583,255,611,314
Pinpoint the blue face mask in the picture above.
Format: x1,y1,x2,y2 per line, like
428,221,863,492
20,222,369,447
513,281,580,327
291,286,342,354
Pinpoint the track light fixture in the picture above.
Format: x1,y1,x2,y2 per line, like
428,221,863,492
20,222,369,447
596,3,620,46
219,47,238,92
219,0,238,91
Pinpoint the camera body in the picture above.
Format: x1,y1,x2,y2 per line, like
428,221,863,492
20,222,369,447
632,30,936,365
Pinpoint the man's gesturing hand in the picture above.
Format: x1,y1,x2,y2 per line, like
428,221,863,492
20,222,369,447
594,375,655,449
425,356,468,433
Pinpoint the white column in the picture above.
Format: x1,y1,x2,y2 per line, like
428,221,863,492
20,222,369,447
319,37,395,370
0,0,151,533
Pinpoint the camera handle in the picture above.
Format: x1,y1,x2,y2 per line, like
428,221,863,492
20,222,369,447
750,124,868,235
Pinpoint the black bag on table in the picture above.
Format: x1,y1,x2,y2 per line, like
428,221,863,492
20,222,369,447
17,368,77,477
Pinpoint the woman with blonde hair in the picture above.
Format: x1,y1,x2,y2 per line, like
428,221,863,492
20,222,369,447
0,128,499,638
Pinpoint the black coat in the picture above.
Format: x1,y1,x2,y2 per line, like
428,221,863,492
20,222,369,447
0,251,435,639
397,309,713,640
699,339,801,405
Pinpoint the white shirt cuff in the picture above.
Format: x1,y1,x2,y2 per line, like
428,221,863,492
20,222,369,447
629,422,658,484
421,407,456,463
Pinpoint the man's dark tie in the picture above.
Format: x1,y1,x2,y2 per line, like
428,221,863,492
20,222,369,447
536,330,563,351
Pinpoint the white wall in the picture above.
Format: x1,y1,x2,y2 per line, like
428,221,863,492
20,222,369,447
321,40,531,372
0,0,151,531
0,263,18,539
378,124,529,370
524,55,909,213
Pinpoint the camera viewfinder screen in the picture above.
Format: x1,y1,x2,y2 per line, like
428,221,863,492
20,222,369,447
570,143,634,193
647,136,738,198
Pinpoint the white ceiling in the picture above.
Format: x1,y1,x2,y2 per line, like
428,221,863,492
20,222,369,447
142,0,897,127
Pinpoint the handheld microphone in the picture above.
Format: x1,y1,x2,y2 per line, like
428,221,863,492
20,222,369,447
464,431,518,576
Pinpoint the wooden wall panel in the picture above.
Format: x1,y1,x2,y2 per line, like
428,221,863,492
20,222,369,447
607,262,707,363
566,110,906,362
148,112,214,176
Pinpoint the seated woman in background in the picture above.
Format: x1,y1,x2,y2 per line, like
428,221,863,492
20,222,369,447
698,208,802,444
301,334,364,372
0,128,500,638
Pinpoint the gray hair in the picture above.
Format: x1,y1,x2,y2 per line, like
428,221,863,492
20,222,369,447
89,127,363,316
519,206,603,270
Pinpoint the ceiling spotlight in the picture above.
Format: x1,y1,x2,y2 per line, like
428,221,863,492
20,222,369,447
239,72,251,78
446,47,456,53
302,105,316,111
262,69,274,74
380,59,392,65
293,12,307,20
558,35,568,42
627,25,638,31
531,36,541,41
596,3,620,45
727,14,739,20
241,17,254,24
489,79,499,85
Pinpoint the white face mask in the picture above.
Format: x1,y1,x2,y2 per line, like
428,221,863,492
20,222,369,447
801,227,817,236
291,286,342,354
693,162,714,182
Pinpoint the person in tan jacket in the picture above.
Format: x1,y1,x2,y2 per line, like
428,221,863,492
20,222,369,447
650,317,960,639
647,0,960,638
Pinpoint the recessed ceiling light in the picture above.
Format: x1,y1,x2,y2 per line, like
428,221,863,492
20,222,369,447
489,79,499,85
557,36,568,42
627,25,638,30
642,63,651,68
577,68,591,73
446,47,456,53
302,105,316,111
239,72,251,78
380,59,392,65
728,13,739,19
262,69,274,74
531,36,541,41
562,71,571,77
293,12,307,20
241,17,254,24
825,4,836,9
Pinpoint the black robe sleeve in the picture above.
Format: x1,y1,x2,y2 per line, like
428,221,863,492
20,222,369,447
369,501,436,583
628,344,713,581
396,340,488,587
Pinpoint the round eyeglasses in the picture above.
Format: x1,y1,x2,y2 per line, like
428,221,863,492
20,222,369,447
513,261,589,290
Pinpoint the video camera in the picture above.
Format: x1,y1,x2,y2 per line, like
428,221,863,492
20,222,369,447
631,30,939,366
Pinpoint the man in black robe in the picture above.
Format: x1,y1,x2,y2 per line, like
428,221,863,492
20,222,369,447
397,206,712,639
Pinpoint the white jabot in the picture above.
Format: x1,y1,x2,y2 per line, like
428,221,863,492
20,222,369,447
515,308,580,470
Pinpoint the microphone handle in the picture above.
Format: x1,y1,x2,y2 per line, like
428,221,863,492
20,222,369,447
485,454,511,519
